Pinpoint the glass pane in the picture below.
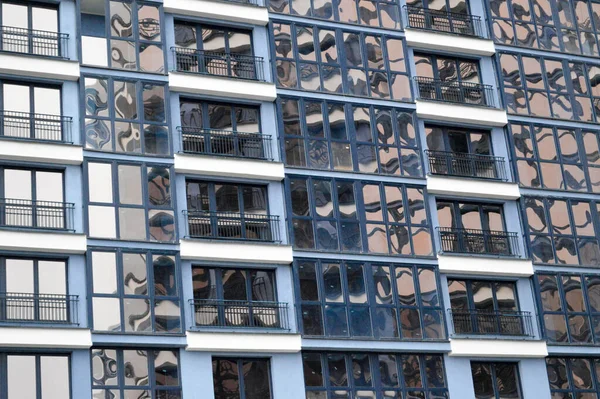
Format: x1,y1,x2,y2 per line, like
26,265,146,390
41,356,70,398
124,350,149,386
7,355,36,399
323,263,343,303
92,252,118,294
118,165,143,205
243,359,271,399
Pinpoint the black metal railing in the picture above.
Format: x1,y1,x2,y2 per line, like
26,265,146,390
179,127,272,160
0,293,78,325
190,299,289,330
0,199,75,231
0,26,69,59
404,6,485,38
173,47,265,81
184,210,280,242
438,227,521,257
0,111,72,142
223,0,262,6
413,76,499,108
449,308,534,337
426,150,507,181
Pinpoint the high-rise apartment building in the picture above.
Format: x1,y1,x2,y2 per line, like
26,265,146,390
0,0,597,396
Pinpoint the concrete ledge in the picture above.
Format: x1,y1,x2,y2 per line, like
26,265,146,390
164,0,269,25
186,331,301,353
416,100,508,127
169,72,276,102
0,327,92,349
0,53,79,81
0,230,86,254
405,28,496,56
438,254,534,277
427,175,520,200
180,239,293,264
449,338,548,358
174,154,284,181
0,140,82,165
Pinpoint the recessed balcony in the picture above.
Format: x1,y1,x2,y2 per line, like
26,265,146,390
184,210,280,243
190,299,290,330
0,293,79,326
448,308,534,338
0,26,78,80
426,150,507,181
404,6,485,37
438,227,521,257
180,127,272,160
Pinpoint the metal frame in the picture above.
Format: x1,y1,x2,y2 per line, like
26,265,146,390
547,356,600,397
470,361,523,399
0,353,72,399
292,258,447,340
87,247,183,334
212,357,273,399
270,19,413,101
277,95,423,177
403,5,485,38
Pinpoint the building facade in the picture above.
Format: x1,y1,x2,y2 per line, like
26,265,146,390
0,0,597,396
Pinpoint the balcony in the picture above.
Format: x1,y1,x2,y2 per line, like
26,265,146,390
426,150,507,181
448,308,534,338
404,6,485,37
0,26,78,80
0,199,74,231
438,227,521,257
414,77,498,108
173,48,264,81
0,293,78,325
190,299,289,330
0,111,72,143
179,127,272,160
184,210,280,242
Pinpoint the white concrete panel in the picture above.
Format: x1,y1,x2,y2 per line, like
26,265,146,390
180,239,293,264
0,327,92,349
0,53,79,81
405,28,496,56
174,154,284,181
186,331,301,353
449,338,548,358
82,36,108,67
427,176,520,200
164,0,269,25
0,230,86,254
438,255,534,277
169,72,277,102
416,100,508,127
0,140,82,165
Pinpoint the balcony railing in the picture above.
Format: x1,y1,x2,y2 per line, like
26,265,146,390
426,150,507,181
184,210,281,242
0,199,75,231
0,26,69,59
413,76,499,108
0,293,78,325
221,0,263,6
449,308,534,337
172,47,265,81
179,127,272,160
190,299,289,330
0,111,72,143
438,227,521,257
404,6,485,38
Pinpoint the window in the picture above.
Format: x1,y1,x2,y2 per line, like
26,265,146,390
0,2,60,57
92,348,181,398
408,0,469,13
84,76,169,155
86,161,175,242
289,176,434,256
523,196,600,266
296,259,445,339
192,266,281,328
448,279,522,335
499,52,600,121
0,354,71,399
535,271,600,344
547,357,600,397
90,249,180,333
437,201,505,231
213,358,271,399
426,125,491,155
281,97,421,176
80,0,164,72
0,258,69,323
273,21,411,100
488,0,600,56
471,362,521,399
268,0,401,30
510,122,600,193
175,22,252,56
303,352,448,398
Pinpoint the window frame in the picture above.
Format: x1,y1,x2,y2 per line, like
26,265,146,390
547,356,600,397
191,265,278,302
174,20,255,56
84,159,176,242
0,1,59,32
179,98,263,133
293,259,446,340
471,361,523,399
279,96,422,177
87,247,182,334
185,180,270,216
212,357,273,399
425,124,493,155
271,20,412,101
436,199,507,231
0,353,72,399
414,52,483,84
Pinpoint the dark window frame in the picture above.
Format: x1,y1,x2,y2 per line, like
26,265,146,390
0,353,72,399
174,20,255,56
471,361,523,399
179,98,262,133
436,199,507,231
192,265,278,302
212,357,273,399
547,356,600,397
425,124,493,155
185,180,270,216
414,52,483,84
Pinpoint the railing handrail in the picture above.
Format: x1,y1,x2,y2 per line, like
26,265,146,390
438,226,518,236
0,198,75,207
179,126,265,138
217,0,261,6
172,47,265,82
403,5,485,38
190,298,286,306
0,25,69,59
190,297,289,330
0,25,68,39
0,291,78,325
184,209,281,242
0,110,72,143
447,307,534,337
413,76,499,108
425,149,503,161
0,198,75,232
173,47,263,62
178,126,272,160
404,5,481,21
414,76,492,90
425,149,508,181
184,209,277,219
437,226,522,257
449,308,531,316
